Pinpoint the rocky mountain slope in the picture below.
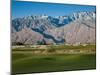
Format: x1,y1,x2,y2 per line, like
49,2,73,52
12,12,96,45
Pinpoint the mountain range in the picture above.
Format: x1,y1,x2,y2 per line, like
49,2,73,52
12,12,96,45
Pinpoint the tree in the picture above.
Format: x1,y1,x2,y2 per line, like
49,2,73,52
12,42,24,45
36,39,46,45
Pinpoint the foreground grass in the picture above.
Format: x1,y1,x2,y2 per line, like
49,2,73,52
12,53,96,74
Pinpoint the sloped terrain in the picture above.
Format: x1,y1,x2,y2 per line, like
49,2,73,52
12,12,96,45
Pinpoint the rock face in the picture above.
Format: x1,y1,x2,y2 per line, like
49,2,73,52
12,28,44,45
12,12,96,45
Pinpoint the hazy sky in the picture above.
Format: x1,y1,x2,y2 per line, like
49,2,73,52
12,0,96,18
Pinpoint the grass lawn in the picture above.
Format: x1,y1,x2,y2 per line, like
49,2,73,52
12,53,96,74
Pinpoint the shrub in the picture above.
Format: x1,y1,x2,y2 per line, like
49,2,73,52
47,46,56,53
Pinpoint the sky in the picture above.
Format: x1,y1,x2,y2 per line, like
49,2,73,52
12,0,96,19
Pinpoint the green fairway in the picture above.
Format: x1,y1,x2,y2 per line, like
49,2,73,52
12,53,96,74
12,45,96,74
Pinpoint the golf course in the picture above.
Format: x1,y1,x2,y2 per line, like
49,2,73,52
12,44,96,74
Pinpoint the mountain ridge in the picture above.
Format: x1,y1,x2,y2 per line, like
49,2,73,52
12,11,96,45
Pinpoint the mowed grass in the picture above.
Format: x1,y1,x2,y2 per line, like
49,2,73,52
12,53,96,74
